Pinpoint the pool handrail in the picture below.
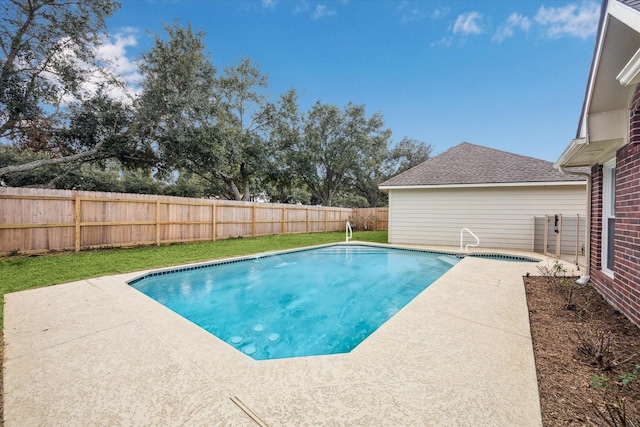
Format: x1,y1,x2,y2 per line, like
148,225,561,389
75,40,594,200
460,227,480,252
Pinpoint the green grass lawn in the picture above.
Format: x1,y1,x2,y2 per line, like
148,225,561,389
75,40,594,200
0,231,388,329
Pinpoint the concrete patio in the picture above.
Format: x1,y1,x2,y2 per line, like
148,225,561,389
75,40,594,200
3,245,573,426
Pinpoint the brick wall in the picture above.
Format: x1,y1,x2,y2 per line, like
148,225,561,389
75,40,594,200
589,85,640,326
613,141,640,325
589,163,615,319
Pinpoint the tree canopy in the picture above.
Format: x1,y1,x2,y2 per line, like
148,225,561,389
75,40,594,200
136,24,299,201
0,0,158,177
282,101,391,207
1,0,121,135
0,5,432,207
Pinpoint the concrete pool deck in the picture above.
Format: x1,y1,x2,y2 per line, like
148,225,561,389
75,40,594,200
3,244,580,426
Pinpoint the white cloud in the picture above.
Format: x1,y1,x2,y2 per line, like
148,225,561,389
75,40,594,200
93,29,142,100
293,1,310,15
399,2,427,23
398,2,448,24
312,4,336,20
95,30,140,80
534,1,600,39
492,13,531,43
453,12,483,35
262,0,276,9
430,36,453,48
492,26,513,43
50,29,142,106
509,12,532,31
431,7,449,20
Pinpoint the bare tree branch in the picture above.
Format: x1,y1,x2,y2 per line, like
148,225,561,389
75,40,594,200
0,140,104,177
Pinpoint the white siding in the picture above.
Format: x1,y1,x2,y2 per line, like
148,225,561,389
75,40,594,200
388,185,586,250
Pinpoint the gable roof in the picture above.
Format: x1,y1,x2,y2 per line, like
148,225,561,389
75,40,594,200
557,0,640,168
380,142,585,188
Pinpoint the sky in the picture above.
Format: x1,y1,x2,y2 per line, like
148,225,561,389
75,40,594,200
101,0,603,162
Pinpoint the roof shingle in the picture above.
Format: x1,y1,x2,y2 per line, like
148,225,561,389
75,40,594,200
380,142,585,187
620,0,640,12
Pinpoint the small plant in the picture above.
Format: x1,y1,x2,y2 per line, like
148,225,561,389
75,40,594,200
575,327,614,370
558,277,579,311
591,364,640,427
592,374,611,389
621,365,640,386
597,396,637,427
537,258,587,311
591,365,640,427
348,213,380,231
536,258,567,284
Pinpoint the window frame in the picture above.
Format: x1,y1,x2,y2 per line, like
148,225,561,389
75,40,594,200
601,159,616,277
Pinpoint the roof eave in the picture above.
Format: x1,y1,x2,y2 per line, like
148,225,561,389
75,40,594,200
554,138,589,168
617,45,640,85
559,0,640,169
379,181,586,191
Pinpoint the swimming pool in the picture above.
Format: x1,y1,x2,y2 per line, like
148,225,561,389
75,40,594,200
129,244,458,360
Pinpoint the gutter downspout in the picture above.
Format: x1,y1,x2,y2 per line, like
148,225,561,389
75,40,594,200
558,165,591,285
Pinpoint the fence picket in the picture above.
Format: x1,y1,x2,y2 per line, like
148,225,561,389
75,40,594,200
0,187,387,255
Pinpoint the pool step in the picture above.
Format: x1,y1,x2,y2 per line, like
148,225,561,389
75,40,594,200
437,255,461,266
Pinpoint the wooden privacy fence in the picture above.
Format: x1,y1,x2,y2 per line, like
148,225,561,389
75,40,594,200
350,207,388,231
0,187,388,255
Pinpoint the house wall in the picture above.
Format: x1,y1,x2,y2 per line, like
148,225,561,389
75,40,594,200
589,85,640,326
387,185,586,250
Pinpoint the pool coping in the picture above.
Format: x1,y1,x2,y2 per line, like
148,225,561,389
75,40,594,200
3,242,579,425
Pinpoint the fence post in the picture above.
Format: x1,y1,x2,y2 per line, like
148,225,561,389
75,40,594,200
556,214,562,258
212,204,216,241
544,214,549,255
282,207,286,235
74,193,81,252
324,209,328,232
252,205,256,237
575,214,579,264
155,200,161,246
306,209,309,233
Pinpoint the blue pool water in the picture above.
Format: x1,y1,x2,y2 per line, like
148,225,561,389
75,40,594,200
129,245,457,360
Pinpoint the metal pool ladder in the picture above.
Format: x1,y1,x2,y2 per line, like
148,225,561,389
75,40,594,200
346,221,353,242
460,228,480,252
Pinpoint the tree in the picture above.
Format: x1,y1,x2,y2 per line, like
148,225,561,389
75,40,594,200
137,24,296,201
136,22,223,190
350,139,390,207
60,90,152,167
260,88,307,203
0,0,123,176
352,136,432,207
284,102,391,207
387,137,432,175
163,172,213,198
0,88,154,181
212,58,287,201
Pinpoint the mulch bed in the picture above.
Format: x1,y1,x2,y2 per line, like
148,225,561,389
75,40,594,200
525,276,640,426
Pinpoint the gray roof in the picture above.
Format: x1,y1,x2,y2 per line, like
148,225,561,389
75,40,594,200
621,0,640,12
380,142,586,187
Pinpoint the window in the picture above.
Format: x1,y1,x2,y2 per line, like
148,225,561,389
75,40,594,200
602,160,616,275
